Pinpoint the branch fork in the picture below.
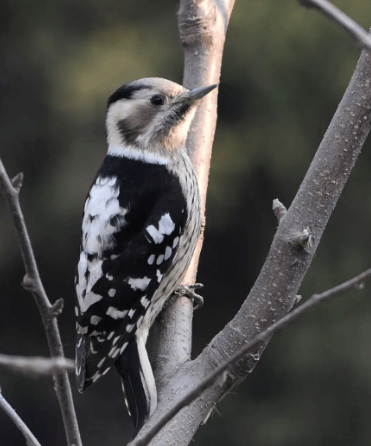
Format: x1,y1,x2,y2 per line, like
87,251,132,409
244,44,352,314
136,2,371,444
2,0,371,445
0,159,82,446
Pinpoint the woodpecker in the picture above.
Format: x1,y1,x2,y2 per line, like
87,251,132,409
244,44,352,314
75,78,217,432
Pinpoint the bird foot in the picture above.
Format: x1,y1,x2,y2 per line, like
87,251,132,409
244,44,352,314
174,283,204,310
164,283,204,311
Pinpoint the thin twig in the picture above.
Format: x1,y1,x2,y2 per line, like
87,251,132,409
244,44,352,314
131,267,371,446
0,355,74,376
298,0,371,52
0,158,82,446
272,199,287,225
0,391,42,446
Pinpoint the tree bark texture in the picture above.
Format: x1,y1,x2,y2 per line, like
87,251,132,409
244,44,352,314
151,0,236,401
136,0,236,444
135,41,371,446
201,44,371,404
0,162,82,446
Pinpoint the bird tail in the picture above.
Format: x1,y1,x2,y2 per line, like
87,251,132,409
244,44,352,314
115,335,157,433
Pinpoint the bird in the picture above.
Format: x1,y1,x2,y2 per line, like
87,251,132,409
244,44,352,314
74,77,217,433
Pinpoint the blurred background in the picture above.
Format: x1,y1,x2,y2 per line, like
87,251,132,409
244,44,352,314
1,0,371,445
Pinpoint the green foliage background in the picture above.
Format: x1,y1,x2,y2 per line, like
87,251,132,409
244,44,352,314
1,1,371,445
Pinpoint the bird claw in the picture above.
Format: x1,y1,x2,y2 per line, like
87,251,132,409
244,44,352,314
173,283,204,310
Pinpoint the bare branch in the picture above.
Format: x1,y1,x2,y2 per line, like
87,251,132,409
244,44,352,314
298,0,371,52
138,32,371,446
0,355,74,376
201,38,371,387
131,267,371,446
0,391,42,446
179,0,236,283
0,159,82,446
152,0,236,388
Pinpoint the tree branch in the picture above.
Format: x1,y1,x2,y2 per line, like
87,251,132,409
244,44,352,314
298,0,371,52
0,355,74,376
131,267,371,446
0,159,82,446
152,0,236,392
137,23,371,446
201,29,371,386
0,390,42,446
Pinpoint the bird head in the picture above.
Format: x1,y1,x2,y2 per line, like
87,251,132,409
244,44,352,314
105,78,217,160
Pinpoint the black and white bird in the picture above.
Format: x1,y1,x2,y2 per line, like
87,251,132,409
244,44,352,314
75,77,217,432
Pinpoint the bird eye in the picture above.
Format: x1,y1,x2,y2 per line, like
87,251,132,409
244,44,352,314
150,95,165,106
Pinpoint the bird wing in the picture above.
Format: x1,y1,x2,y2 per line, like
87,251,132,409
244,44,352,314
75,156,188,391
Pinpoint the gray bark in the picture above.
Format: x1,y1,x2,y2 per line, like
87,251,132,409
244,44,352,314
134,28,371,446
151,0,236,403
134,0,236,444
0,165,82,446
0,392,42,446
203,41,371,413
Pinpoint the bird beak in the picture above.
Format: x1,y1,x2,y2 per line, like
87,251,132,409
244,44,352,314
187,84,218,102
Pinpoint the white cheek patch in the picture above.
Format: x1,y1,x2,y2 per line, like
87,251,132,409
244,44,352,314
106,83,195,158
106,99,170,163
106,102,135,148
